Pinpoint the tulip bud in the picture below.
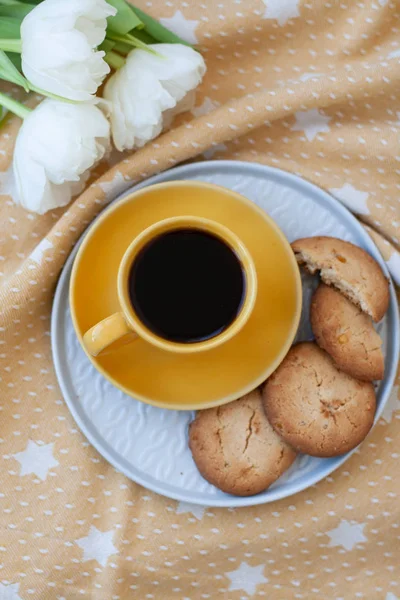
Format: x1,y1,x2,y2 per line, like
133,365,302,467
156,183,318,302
13,99,110,214
21,0,116,102
104,43,206,151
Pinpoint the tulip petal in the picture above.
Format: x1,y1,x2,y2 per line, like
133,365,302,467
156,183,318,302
13,98,110,214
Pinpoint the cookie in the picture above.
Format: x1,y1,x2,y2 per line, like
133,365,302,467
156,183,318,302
311,284,384,381
188,390,296,496
291,236,389,322
262,342,376,457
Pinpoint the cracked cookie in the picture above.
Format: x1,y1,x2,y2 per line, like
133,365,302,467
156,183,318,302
311,284,384,381
262,342,376,458
188,389,296,496
291,236,389,322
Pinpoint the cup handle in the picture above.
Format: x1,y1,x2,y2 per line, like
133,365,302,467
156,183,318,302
83,313,138,357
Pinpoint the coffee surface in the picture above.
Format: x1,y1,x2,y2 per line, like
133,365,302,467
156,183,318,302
129,229,245,343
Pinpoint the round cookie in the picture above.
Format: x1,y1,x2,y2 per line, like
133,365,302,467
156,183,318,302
188,389,296,496
311,284,384,381
262,342,376,458
291,236,389,322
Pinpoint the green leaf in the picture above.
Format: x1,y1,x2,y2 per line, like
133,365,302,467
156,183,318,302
0,4,35,18
0,0,26,5
106,0,143,35
131,28,157,45
0,48,28,90
0,104,8,127
112,40,131,56
130,6,192,47
6,51,21,71
112,30,158,55
106,31,159,55
99,39,115,53
0,16,22,38
9,0,41,4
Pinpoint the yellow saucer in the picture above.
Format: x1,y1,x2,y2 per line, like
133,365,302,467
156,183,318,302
70,182,301,410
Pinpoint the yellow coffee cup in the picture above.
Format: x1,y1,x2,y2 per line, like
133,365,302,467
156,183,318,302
83,215,258,357
70,180,302,411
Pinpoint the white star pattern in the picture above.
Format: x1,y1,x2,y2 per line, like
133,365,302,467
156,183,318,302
0,583,23,600
1,0,400,595
299,72,324,83
381,386,400,424
203,143,228,159
326,520,368,551
176,501,205,520
291,109,331,141
262,0,300,26
191,97,220,118
329,183,370,215
225,562,268,595
75,526,119,567
95,171,131,204
159,10,200,44
388,48,400,59
386,252,400,286
29,238,54,266
13,440,59,481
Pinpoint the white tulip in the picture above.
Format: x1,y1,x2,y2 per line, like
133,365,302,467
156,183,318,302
21,0,116,102
103,43,206,151
13,99,110,214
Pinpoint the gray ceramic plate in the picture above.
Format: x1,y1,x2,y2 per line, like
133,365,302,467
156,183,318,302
51,161,399,507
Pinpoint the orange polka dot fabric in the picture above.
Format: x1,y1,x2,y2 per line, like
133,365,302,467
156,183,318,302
1,1,400,598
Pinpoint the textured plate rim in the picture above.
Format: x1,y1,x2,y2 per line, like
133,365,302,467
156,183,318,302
51,160,399,508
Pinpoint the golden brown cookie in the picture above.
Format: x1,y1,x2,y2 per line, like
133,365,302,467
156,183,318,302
291,236,389,322
262,342,376,458
311,284,384,381
188,390,296,496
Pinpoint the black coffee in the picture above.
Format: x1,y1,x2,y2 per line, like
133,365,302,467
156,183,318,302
129,228,245,343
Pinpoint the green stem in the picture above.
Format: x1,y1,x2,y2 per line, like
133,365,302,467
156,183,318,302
106,31,159,55
0,0,23,5
129,28,157,45
0,38,22,53
104,50,125,70
112,40,131,56
0,91,30,119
